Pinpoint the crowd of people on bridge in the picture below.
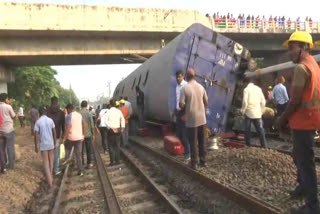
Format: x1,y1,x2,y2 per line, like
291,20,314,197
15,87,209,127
205,12,317,29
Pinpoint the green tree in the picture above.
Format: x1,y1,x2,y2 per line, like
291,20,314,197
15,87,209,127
58,87,79,108
8,66,79,111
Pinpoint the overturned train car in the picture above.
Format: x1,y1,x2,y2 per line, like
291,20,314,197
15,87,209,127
113,23,252,134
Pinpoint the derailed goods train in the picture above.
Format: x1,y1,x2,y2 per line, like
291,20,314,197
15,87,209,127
113,23,253,135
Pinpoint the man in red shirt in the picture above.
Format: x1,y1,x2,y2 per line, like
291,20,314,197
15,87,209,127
120,99,129,147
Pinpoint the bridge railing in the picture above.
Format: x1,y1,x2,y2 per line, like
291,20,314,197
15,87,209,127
209,18,320,33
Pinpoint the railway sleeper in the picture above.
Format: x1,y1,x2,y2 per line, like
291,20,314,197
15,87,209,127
118,190,150,201
111,174,136,184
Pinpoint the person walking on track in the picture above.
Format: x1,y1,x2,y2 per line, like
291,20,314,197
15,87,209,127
80,100,95,168
63,104,87,177
34,107,57,188
47,96,65,176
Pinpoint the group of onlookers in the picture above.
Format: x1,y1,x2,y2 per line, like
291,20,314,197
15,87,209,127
207,12,316,29
95,97,132,165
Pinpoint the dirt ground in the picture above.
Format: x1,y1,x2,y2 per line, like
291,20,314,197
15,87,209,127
0,126,47,214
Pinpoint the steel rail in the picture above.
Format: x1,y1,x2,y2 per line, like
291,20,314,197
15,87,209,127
129,137,283,214
52,147,74,214
92,142,122,214
120,148,184,214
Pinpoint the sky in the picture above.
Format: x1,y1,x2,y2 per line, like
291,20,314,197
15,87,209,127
5,0,320,101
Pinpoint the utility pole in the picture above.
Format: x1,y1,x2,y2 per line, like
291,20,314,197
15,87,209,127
107,81,111,98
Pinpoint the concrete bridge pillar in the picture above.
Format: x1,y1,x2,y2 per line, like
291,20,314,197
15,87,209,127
0,65,15,93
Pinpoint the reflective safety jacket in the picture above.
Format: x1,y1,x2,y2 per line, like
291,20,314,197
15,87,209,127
289,55,320,130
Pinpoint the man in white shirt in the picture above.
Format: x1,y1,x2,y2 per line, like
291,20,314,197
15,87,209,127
96,104,109,153
174,71,190,160
18,106,25,128
241,79,268,148
105,100,125,166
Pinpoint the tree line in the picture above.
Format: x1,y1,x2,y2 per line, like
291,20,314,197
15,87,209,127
8,66,79,111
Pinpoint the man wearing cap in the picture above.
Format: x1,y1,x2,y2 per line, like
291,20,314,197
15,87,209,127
272,76,289,116
179,68,208,170
120,99,129,147
267,86,273,102
276,31,320,214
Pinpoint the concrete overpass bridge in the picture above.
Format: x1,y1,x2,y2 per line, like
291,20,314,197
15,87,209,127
0,2,320,91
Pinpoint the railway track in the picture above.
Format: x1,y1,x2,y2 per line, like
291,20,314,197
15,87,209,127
31,134,307,213
30,136,186,214
51,147,106,214
94,137,187,214
28,146,106,214
129,136,283,214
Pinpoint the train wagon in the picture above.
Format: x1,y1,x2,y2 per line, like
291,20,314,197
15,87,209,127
113,23,252,134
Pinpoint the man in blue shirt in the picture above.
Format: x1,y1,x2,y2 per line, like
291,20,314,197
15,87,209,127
272,76,289,116
34,107,57,188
